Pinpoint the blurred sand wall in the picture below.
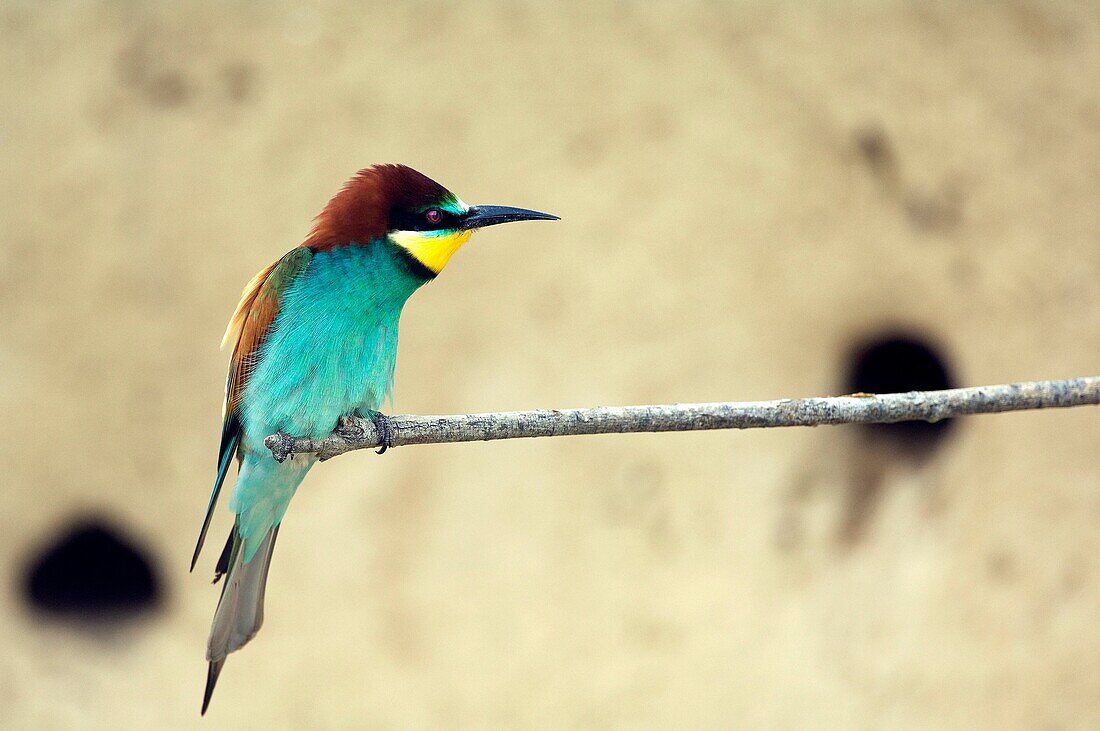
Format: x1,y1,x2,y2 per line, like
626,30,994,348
2,1,1100,727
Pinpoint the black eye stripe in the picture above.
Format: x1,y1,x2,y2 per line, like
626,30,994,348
389,206,460,232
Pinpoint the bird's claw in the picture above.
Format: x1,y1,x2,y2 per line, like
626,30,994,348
336,412,394,454
361,410,395,455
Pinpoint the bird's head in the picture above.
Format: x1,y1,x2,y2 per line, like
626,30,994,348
304,164,558,277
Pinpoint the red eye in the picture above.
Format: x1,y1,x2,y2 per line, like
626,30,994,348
426,209,443,225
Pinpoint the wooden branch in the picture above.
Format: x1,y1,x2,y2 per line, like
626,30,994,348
263,376,1100,462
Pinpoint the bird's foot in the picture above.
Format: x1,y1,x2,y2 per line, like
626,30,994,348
268,431,293,463
355,409,395,455
335,415,366,441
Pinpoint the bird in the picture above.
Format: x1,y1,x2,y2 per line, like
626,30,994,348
192,164,557,714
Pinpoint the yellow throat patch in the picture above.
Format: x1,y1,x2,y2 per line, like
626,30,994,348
389,229,473,275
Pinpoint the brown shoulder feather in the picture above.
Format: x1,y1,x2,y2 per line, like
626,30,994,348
222,247,313,422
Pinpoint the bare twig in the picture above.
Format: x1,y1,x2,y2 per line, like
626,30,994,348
263,376,1100,462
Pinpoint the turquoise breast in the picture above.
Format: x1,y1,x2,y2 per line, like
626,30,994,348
239,241,427,452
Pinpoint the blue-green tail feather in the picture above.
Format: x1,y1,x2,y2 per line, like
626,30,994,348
203,519,284,714
191,417,241,572
202,451,312,713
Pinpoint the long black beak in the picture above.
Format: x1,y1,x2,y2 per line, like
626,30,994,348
460,205,559,230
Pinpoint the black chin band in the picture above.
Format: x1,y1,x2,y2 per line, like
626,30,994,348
387,240,438,281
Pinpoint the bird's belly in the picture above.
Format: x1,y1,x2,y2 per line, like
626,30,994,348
240,318,399,450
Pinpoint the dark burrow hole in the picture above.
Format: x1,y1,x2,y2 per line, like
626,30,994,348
844,334,957,451
22,518,163,623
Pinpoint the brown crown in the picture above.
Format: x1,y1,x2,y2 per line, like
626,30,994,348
303,164,453,251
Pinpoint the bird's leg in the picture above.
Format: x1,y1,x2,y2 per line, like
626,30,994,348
335,414,365,441
353,409,395,455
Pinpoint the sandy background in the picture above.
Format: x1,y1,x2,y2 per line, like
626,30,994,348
2,1,1100,727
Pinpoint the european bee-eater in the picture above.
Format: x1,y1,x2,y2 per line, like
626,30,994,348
192,164,557,714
